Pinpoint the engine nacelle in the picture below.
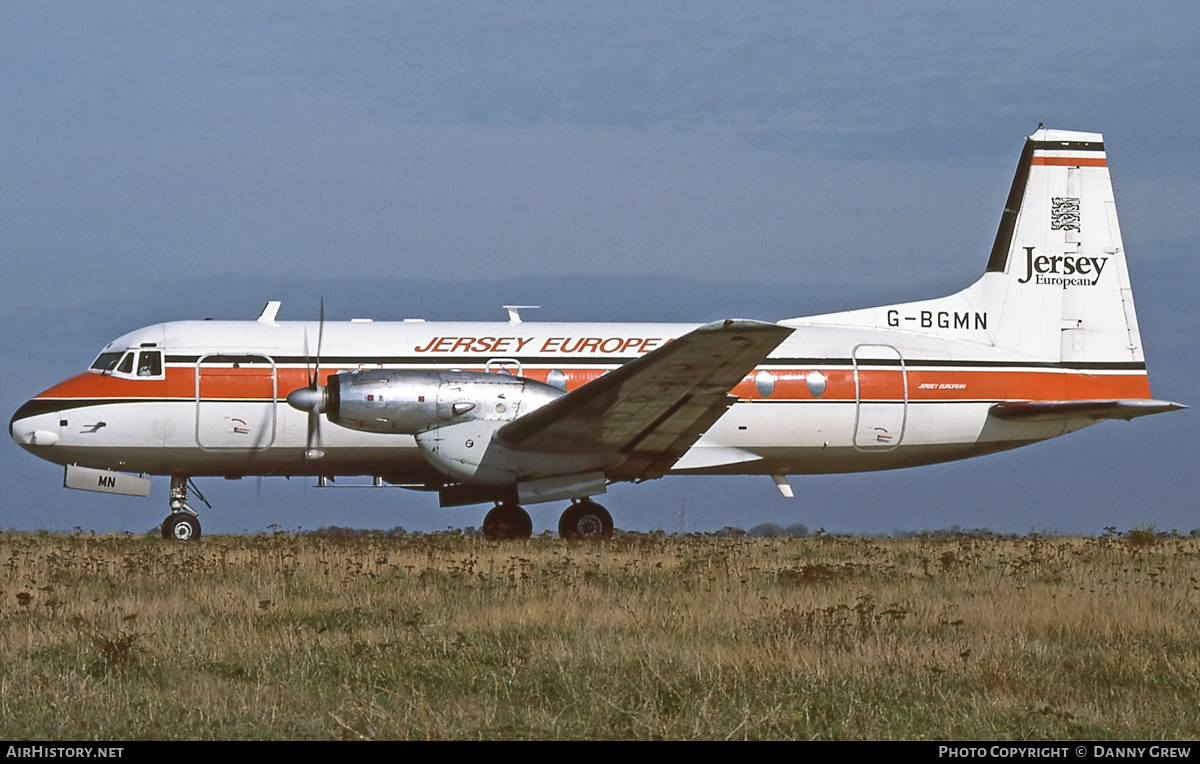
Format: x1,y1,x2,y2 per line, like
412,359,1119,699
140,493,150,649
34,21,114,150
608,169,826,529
325,369,611,488
328,369,564,435
414,418,614,485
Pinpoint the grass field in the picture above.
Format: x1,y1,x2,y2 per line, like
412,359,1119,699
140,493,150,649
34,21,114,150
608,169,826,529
2,530,1197,740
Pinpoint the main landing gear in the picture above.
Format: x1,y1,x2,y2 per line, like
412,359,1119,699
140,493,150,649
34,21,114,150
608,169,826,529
161,476,203,541
558,499,614,541
479,498,615,541
482,502,533,540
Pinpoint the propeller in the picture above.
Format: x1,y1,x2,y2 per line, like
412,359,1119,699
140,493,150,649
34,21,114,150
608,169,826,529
285,298,328,460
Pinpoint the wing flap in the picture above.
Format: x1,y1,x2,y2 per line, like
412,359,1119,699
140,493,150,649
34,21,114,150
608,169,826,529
990,398,1186,422
498,319,793,481
615,393,737,480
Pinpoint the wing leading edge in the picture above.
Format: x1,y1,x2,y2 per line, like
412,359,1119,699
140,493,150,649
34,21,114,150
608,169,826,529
498,319,794,482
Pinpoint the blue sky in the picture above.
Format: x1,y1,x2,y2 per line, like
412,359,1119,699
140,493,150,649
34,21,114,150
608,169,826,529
2,3,1196,535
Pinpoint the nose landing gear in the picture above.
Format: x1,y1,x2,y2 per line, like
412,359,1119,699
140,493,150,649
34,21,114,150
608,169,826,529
161,476,204,541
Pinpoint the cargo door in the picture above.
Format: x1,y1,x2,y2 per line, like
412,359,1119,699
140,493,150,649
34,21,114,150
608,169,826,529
195,354,277,449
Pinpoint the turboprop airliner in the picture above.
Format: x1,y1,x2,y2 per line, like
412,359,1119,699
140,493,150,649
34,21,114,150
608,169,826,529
9,128,1185,541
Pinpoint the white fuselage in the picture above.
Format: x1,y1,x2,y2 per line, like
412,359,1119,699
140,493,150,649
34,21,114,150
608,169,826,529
10,315,1150,494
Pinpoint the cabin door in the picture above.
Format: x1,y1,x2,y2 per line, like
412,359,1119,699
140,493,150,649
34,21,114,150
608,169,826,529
852,344,907,451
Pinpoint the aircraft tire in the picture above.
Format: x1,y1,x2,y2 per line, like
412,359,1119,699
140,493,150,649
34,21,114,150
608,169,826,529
482,503,532,541
558,500,614,541
161,512,201,542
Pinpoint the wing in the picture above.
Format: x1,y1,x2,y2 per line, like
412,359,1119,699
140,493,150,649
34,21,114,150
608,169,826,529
990,398,1186,422
498,319,793,481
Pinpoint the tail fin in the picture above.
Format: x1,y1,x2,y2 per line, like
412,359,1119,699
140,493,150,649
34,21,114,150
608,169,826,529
794,128,1145,365
984,128,1140,363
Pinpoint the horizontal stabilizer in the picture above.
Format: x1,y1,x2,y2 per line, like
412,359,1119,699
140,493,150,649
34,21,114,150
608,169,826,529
989,399,1186,422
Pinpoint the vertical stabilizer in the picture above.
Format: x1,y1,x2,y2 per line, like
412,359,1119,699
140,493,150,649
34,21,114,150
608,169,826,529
792,129,1145,365
985,128,1142,363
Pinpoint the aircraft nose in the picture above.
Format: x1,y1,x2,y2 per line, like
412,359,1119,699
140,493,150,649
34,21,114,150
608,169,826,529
9,401,60,447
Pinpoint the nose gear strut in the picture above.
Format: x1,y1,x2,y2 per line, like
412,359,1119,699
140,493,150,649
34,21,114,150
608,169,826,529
162,476,209,541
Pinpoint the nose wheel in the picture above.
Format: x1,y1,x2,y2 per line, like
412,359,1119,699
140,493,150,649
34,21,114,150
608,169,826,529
162,512,201,541
482,502,533,540
558,499,613,540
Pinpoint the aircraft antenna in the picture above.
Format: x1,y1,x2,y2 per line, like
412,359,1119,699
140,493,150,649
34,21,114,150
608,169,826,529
503,305,540,324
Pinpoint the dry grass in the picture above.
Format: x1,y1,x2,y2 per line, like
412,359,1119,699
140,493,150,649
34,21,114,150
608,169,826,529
1,530,1197,739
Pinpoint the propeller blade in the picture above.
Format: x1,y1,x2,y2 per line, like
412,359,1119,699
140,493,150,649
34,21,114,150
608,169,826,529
316,297,325,383
289,299,329,460
305,409,325,460
302,326,315,389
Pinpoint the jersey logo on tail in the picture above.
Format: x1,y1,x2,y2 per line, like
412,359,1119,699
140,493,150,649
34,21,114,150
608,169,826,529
1017,247,1108,287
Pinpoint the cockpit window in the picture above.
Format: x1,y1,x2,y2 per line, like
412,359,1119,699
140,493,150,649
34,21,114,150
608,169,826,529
89,349,164,378
137,351,162,377
90,352,123,373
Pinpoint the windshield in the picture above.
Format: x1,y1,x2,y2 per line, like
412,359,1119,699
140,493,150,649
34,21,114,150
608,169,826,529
90,352,123,373
88,349,163,378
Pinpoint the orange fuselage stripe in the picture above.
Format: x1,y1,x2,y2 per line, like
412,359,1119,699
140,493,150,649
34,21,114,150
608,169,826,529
34,366,1153,405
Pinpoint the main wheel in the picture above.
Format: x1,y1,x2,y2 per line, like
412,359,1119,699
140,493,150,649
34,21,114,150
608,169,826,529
558,500,614,540
482,503,533,540
161,512,201,541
